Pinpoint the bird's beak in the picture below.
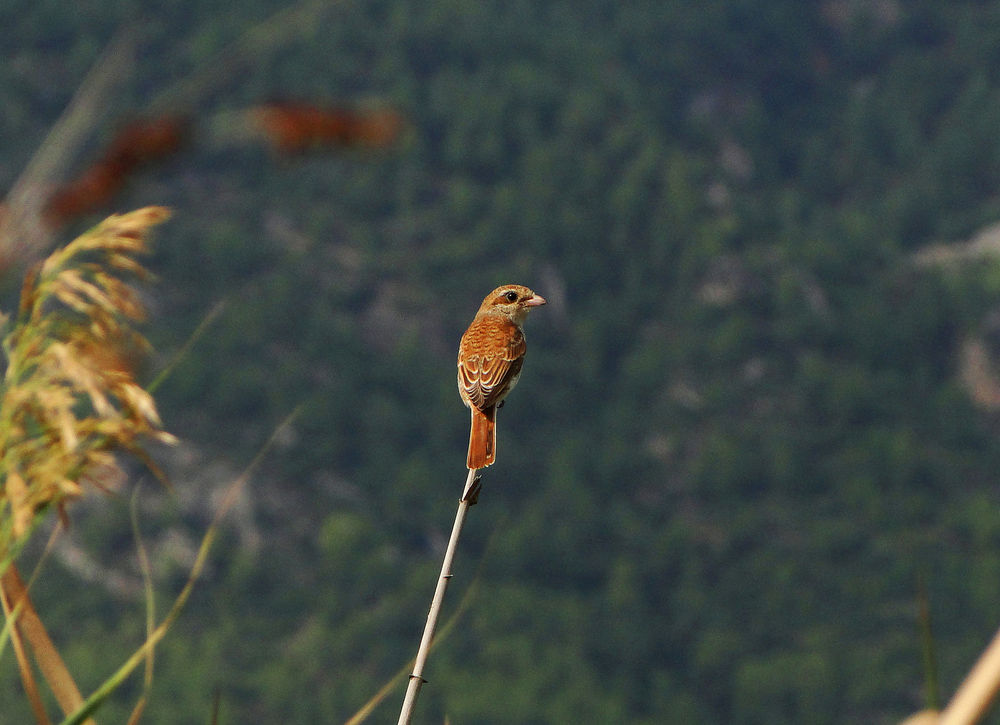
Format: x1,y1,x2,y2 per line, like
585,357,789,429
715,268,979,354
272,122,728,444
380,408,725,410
523,294,546,307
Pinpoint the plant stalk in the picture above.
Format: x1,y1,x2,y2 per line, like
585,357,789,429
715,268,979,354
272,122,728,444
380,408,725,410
939,624,1000,725
397,468,480,725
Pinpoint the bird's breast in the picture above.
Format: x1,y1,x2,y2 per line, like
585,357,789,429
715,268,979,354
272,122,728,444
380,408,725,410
459,315,524,359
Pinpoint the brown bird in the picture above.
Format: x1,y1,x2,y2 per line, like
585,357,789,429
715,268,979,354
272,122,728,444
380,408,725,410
458,285,546,469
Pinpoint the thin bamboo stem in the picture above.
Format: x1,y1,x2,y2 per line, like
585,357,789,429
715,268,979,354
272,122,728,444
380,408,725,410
397,468,480,725
939,624,1000,725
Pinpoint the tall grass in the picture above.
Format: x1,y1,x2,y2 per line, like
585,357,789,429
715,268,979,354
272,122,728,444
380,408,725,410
0,207,175,561
0,207,174,724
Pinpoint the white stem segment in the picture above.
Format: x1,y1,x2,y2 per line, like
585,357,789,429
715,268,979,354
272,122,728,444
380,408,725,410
397,468,479,725
939,624,1000,725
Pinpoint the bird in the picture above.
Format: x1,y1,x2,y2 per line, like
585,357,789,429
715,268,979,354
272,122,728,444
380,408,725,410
458,284,546,469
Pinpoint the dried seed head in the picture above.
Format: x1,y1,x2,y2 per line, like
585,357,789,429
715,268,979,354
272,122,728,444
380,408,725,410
0,207,174,551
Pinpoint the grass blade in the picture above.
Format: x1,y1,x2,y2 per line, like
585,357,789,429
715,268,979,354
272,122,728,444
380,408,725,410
56,407,302,725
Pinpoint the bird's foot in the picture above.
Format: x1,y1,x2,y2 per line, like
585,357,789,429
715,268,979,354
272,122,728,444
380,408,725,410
462,474,483,505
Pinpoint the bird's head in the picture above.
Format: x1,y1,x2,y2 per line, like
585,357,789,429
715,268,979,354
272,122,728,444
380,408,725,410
479,284,546,323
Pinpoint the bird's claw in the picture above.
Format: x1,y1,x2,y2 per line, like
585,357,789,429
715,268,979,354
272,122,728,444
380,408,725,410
462,475,483,505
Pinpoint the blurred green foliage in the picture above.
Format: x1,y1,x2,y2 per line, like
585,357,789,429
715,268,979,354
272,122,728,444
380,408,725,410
7,0,1000,722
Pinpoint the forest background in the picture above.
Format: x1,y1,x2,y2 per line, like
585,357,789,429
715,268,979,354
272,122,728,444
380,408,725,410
4,0,1000,723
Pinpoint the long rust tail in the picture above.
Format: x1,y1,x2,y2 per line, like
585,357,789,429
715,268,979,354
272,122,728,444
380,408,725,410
467,405,496,469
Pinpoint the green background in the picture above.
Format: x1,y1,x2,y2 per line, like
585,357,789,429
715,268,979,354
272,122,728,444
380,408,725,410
4,1,1000,722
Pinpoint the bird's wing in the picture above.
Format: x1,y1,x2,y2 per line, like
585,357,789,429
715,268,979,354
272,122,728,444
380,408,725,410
458,319,525,410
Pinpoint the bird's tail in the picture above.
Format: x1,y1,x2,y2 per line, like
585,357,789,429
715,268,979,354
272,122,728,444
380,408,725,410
467,405,496,469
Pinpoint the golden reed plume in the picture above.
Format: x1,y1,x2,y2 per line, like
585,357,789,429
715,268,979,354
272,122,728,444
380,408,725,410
250,102,405,154
1,206,176,546
43,118,189,227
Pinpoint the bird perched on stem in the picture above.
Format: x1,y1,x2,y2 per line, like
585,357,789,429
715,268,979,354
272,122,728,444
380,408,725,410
458,285,546,469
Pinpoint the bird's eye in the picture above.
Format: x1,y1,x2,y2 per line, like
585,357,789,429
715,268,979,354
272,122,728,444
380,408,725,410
504,291,518,302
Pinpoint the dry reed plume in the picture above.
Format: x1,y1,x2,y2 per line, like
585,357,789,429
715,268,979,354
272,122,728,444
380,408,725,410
250,103,405,154
43,118,189,228
0,206,176,556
